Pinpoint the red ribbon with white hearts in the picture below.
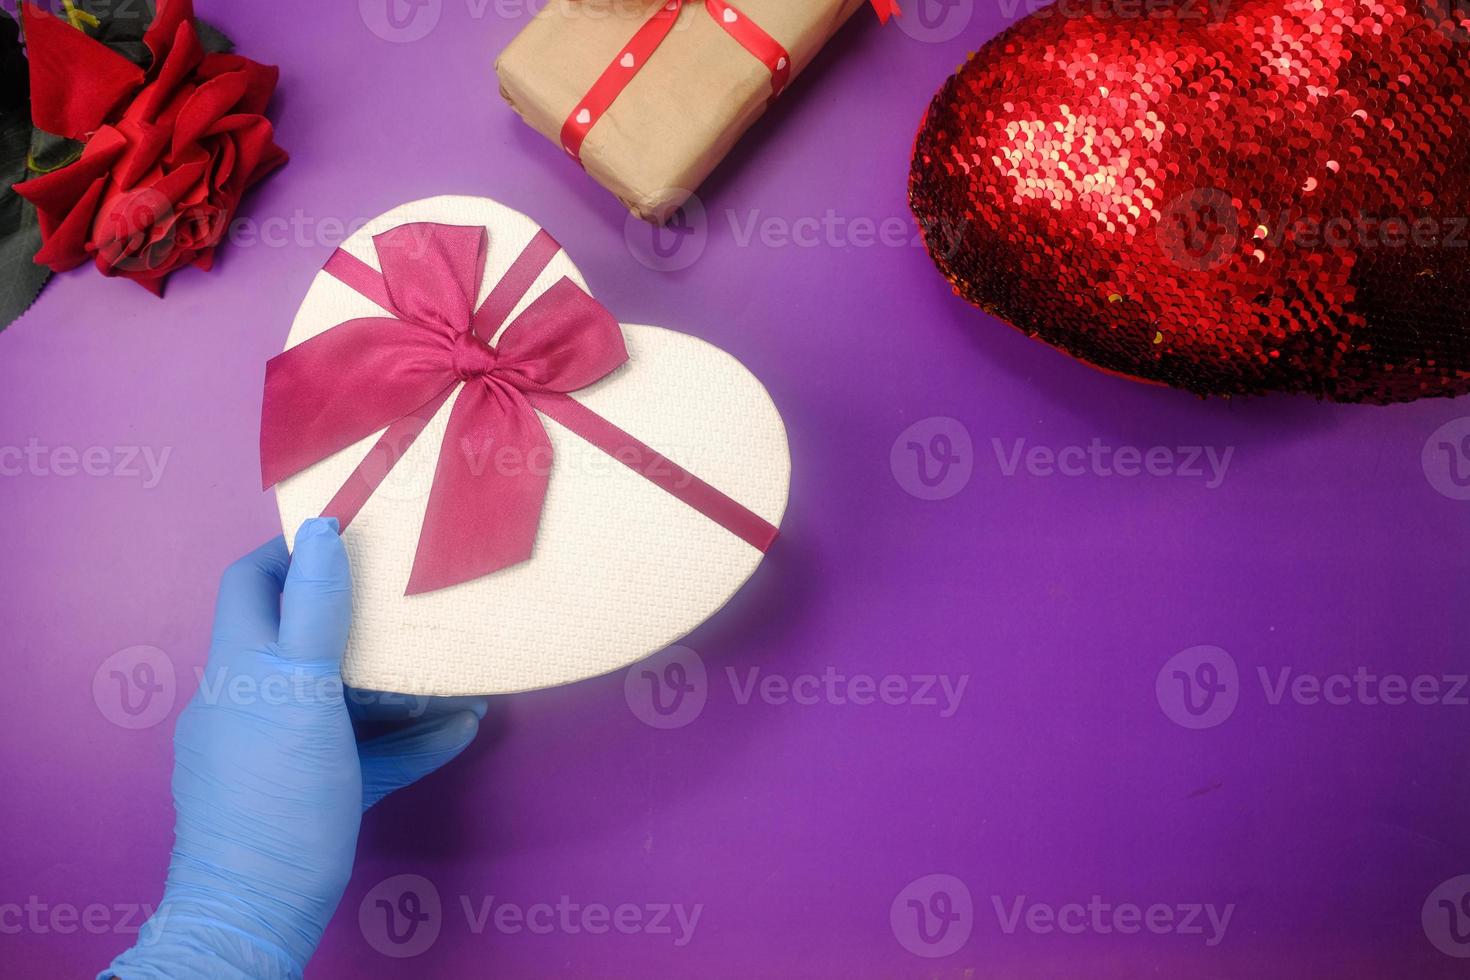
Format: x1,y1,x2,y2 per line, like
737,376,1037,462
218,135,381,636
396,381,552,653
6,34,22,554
560,0,897,162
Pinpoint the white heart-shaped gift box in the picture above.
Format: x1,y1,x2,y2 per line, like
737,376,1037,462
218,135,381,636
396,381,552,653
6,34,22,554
272,196,790,695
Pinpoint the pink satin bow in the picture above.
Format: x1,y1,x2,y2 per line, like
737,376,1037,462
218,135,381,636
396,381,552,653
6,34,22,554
261,223,628,595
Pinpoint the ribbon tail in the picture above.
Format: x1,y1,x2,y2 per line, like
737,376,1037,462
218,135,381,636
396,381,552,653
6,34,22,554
406,381,552,596
261,317,454,488
704,0,792,97
559,0,683,161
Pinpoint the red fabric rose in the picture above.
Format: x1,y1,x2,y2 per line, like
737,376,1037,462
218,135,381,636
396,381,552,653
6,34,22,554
15,0,287,294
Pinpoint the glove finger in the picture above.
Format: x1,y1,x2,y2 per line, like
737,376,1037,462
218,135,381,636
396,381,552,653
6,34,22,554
278,517,352,666
347,692,489,724
210,536,289,652
359,708,484,810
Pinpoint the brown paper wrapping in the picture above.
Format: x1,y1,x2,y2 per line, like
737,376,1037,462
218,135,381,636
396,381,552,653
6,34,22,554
496,0,867,223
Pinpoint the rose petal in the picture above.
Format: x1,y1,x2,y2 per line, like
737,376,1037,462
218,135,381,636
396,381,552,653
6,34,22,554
210,135,239,190
127,20,205,124
125,273,167,296
111,119,171,189
172,69,249,155
33,177,110,272
22,3,144,139
198,54,280,115
206,114,286,191
248,142,290,187
143,0,197,68
90,160,206,251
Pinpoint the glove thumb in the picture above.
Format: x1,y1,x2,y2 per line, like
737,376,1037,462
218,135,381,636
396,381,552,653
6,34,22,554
278,517,352,666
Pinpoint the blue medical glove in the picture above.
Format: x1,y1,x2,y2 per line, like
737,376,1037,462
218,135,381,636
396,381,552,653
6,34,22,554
101,518,487,980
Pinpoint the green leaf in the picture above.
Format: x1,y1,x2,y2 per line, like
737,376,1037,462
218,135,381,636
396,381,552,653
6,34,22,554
1,96,51,333
0,196,51,334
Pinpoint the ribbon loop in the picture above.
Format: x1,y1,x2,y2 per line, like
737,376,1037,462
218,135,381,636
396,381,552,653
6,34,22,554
262,221,779,596
495,279,628,393
373,223,485,333
263,223,627,592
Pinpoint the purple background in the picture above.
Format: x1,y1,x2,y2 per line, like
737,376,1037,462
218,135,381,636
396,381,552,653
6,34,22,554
3,0,1469,976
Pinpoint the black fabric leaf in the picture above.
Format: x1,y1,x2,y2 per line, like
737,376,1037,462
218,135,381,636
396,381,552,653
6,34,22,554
1,8,27,115
0,27,50,333
193,17,235,55
72,0,153,64
27,126,83,175
0,201,51,334
68,0,234,67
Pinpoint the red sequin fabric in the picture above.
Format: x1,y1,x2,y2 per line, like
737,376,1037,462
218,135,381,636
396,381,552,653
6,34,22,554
910,0,1470,402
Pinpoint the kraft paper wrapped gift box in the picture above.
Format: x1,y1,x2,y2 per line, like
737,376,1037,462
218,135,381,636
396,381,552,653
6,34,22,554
496,0,871,224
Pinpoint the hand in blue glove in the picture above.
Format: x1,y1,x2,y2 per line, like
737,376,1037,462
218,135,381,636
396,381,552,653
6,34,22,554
102,518,487,980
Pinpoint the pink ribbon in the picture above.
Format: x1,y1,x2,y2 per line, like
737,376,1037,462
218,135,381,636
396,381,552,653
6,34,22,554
262,222,778,595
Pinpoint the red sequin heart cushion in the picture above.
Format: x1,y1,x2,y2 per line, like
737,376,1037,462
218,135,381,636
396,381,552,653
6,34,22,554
910,0,1470,403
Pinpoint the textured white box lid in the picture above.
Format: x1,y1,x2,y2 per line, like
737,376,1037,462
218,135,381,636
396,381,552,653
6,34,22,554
274,196,790,695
